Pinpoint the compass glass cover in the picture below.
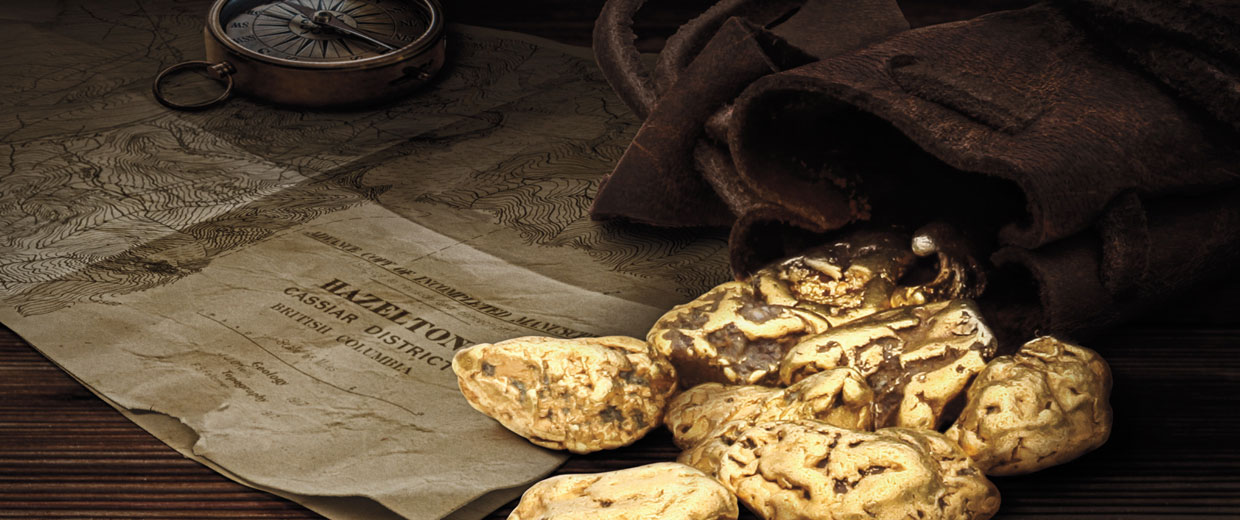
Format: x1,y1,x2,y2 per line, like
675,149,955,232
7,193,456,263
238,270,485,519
219,0,430,62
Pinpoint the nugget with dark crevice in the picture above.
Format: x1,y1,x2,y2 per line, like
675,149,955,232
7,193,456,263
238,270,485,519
750,230,917,326
650,229,983,388
781,300,998,429
683,420,1000,520
889,222,987,308
665,368,874,450
648,281,830,386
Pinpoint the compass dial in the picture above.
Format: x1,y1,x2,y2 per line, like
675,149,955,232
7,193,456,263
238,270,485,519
221,0,428,62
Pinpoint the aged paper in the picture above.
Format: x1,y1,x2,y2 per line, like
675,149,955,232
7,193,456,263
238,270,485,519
0,1,730,518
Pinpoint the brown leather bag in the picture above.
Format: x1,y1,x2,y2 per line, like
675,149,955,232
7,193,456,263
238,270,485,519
590,0,1240,343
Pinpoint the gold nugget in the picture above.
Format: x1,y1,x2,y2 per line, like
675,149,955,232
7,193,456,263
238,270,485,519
780,300,997,429
508,462,738,520
452,336,676,454
750,230,916,326
664,368,873,450
650,229,981,388
647,281,829,387
945,336,1113,476
683,420,1000,520
889,222,986,307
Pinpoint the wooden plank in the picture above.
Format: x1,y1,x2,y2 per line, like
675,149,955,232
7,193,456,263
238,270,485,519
5,273,1239,520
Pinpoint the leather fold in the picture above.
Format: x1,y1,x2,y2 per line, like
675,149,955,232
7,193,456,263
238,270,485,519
591,0,1240,341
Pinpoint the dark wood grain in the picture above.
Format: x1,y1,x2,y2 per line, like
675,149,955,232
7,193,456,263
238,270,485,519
5,274,1240,519
4,1,1239,518
0,338,323,519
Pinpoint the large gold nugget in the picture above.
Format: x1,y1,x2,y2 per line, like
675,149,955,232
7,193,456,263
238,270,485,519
509,462,738,520
665,368,874,450
780,300,997,429
945,336,1113,476
648,281,829,387
750,230,916,326
686,421,999,520
452,336,676,454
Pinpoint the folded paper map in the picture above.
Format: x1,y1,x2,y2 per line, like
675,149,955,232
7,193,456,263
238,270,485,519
0,1,730,518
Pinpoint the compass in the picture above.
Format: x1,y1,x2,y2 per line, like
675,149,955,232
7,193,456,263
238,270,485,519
154,0,445,109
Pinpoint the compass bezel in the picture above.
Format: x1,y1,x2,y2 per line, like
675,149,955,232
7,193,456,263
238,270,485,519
208,0,444,71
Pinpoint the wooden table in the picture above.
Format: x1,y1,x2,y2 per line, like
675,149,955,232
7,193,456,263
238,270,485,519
4,1,1239,518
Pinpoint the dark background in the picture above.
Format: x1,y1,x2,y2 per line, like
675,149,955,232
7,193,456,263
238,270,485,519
4,0,1239,518
441,0,1038,50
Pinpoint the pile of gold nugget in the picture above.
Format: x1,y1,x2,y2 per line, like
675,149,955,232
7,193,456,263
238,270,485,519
452,229,1113,520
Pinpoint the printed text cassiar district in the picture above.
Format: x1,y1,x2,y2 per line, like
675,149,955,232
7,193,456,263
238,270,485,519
278,280,476,351
273,283,469,374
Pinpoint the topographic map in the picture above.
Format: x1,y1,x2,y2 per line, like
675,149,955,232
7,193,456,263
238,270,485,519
1,0,730,317
0,2,732,519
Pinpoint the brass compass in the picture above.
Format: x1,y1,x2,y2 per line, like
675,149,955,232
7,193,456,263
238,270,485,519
155,0,445,109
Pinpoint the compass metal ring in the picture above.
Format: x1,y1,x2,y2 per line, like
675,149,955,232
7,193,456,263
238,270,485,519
152,60,236,111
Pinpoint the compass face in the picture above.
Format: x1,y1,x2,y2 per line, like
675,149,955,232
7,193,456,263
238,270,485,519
220,0,429,63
